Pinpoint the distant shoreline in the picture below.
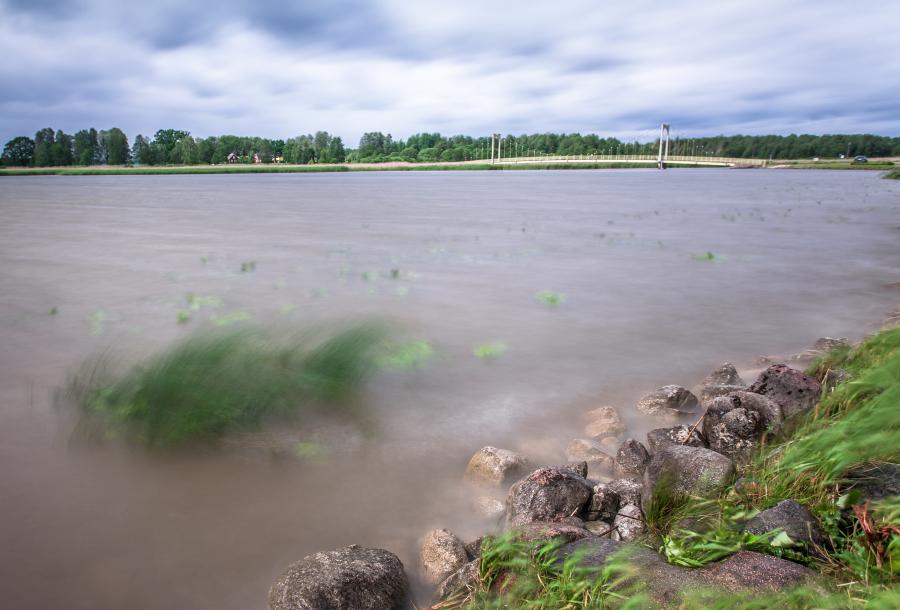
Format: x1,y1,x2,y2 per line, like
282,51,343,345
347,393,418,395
0,160,895,176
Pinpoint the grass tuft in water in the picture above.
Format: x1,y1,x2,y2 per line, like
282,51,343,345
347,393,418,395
377,339,433,369
240,261,256,273
65,323,389,446
536,290,566,307
473,342,508,359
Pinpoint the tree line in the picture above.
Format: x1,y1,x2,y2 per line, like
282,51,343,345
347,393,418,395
3,127,899,167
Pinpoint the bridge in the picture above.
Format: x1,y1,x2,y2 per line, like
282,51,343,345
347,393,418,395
485,124,768,168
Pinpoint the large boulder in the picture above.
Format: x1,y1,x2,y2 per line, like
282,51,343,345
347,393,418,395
614,439,651,477
514,521,594,544
268,545,408,610
702,362,745,387
472,496,506,520
697,550,820,594
636,385,699,417
420,529,468,587
565,439,615,478
609,478,644,508
702,392,782,462
643,445,735,507
464,446,532,487
744,500,826,551
610,504,644,542
506,467,593,527
435,559,479,600
646,425,707,454
747,365,821,420
583,406,626,438
585,482,620,522
699,384,747,406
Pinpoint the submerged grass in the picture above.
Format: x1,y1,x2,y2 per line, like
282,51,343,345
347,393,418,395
65,323,389,446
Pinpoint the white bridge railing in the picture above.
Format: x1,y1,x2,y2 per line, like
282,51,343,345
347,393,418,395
490,154,767,167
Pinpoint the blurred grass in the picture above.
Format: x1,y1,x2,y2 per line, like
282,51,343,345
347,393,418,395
66,323,389,446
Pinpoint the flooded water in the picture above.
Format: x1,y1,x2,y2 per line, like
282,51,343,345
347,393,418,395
1,169,897,609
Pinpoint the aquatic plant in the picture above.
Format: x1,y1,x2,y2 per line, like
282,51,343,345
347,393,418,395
473,342,508,359
48,306,58,316
536,290,566,307
176,310,191,324
66,323,388,446
210,310,253,327
240,261,256,273
691,251,718,262
377,339,433,369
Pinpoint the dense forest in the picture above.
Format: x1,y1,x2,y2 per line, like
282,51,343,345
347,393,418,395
3,127,899,167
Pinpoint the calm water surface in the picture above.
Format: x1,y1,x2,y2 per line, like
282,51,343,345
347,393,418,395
0,169,898,608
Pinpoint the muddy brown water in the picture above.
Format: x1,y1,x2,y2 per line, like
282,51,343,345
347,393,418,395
1,169,898,609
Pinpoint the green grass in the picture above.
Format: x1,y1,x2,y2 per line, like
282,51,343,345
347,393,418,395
886,169,900,180
473,342,508,359
536,290,566,307
65,323,389,446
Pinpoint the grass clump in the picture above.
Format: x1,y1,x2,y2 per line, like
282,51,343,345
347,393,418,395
66,323,389,446
536,290,566,307
473,342,508,359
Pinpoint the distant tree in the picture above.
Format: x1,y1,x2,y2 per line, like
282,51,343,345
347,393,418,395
104,128,130,165
151,129,190,163
171,135,199,165
74,129,99,165
33,127,55,166
132,134,154,165
51,130,74,166
1,136,35,166
327,136,346,163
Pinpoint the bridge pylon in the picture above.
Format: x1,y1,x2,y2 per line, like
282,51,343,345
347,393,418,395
657,123,670,169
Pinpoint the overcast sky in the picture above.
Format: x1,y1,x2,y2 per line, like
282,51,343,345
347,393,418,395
2,0,898,146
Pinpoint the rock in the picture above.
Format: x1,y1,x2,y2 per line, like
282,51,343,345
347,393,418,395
584,520,615,537
614,439,651,477
744,500,826,551
268,545,408,610
698,550,820,594
702,362,745,387
636,385,699,417
420,529,468,587
608,478,643,508
463,537,484,561
506,467,593,527
585,482,620,521
643,445,735,507
564,460,590,478
472,496,505,520
747,365,821,420
597,436,620,454
565,439,615,478
841,464,900,503
646,425,707,454
702,398,766,463
555,540,819,606
610,504,644,542
813,337,849,352
822,368,851,392
699,384,747,406
435,559,479,600
583,406,626,438
464,446,532,487
514,521,593,544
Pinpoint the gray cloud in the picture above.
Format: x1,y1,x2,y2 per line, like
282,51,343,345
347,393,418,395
1,0,899,147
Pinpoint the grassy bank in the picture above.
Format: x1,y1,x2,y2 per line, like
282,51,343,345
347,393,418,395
447,326,900,609
887,169,900,179
779,161,896,170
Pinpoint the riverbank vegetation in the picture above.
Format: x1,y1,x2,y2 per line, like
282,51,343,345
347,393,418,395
445,326,900,609
4,126,900,169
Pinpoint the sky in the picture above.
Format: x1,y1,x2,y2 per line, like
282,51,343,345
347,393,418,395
2,0,899,146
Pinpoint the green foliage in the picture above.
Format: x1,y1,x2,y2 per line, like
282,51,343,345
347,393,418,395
66,324,388,446
240,261,256,273
691,251,719,262
209,310,253,327
536,291,566,307
376,339,433,369
473,342,508,359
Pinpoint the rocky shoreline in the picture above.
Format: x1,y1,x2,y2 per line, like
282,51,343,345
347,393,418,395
264,334,890,609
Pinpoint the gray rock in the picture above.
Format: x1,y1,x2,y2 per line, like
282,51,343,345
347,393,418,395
463,537,484,561
472,496,505,520
608,478,643,508
702,362,745,387
565,439,616,478
813,337,849,352
822,368,851,392
643,445,735,507
506,467,593,527
700,383,747,406
646,425,707,454
610,504,644,542
744,500,826,551
464,446,532,487
698,550,820,594
636,385,699,417
702,391,783,463
597,435,620,454
747,365,821,420
842,463,900,503
435,559,479,600
514,521,594,544
268,545,408,610
420,529,468,587
584,520,615,537
614,439,651,477
585,482,620,522
564,460,589,478
583,406,626,438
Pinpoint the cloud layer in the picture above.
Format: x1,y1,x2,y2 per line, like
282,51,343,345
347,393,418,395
2,0,898,145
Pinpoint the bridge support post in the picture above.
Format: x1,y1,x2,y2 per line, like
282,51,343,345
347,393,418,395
657,123,670,169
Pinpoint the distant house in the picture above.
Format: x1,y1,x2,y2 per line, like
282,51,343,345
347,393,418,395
253,153,262,164
226,152,239,163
